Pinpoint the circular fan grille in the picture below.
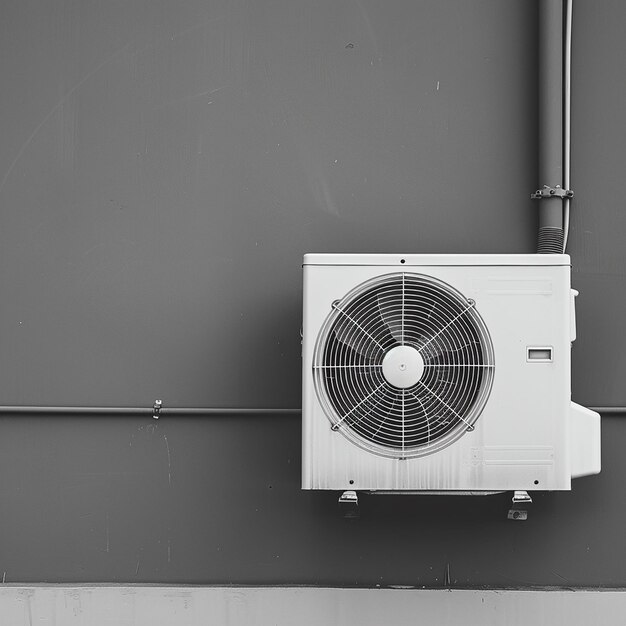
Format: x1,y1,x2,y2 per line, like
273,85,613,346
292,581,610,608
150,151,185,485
313,272,495,459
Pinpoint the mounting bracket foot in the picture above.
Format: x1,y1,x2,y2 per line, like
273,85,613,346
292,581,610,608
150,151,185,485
507,490,532,520
338,490,359,519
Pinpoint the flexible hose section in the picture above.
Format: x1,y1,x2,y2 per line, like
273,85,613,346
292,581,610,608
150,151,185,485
538,226,565,254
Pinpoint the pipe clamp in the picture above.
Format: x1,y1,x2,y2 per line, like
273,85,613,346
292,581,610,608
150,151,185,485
531,184,574,200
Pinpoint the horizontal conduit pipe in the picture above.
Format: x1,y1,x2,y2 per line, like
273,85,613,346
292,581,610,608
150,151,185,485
0,406,623,416
588,407,626,415
0,406,301,416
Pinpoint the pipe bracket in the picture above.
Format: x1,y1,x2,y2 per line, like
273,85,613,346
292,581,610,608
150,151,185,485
531,184,574,200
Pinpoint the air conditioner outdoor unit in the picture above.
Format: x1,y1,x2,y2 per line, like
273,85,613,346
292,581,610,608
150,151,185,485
302,253,600,493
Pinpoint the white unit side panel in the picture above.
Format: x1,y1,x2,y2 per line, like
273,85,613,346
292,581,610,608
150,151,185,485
570,403,601,478
302,260,572,492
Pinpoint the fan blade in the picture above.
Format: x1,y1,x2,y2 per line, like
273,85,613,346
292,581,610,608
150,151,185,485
426,342,480,365
376,293,404,344
419,337,453,363
332,300,397,358
332,324,377,361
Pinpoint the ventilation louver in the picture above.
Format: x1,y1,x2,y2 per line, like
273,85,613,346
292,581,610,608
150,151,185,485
313,272,495,459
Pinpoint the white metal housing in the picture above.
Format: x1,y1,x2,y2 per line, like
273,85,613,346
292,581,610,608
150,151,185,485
302,254,601,492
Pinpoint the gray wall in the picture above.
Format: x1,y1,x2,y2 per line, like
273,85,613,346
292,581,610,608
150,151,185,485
0,0,623,586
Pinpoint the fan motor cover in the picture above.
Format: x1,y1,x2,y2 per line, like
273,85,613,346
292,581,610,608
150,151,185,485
312,272,495,459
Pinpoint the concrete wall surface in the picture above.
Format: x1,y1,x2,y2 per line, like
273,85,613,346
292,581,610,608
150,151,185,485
2,586,626,626
1,0,625,588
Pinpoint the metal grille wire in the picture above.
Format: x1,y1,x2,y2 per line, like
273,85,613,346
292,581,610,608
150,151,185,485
312,272,495,459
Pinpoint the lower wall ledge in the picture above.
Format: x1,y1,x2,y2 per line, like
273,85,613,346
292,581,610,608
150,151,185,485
2,586,626,626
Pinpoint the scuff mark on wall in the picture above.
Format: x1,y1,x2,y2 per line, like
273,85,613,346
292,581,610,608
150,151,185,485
163,435,172,486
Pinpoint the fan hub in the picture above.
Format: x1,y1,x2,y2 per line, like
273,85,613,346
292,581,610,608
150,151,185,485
382,345,424,389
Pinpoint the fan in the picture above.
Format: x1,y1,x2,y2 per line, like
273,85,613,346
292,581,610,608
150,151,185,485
312,272,495,459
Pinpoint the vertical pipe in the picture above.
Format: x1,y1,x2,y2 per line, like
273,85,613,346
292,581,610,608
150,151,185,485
537,0,565,253
562,0,573,251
